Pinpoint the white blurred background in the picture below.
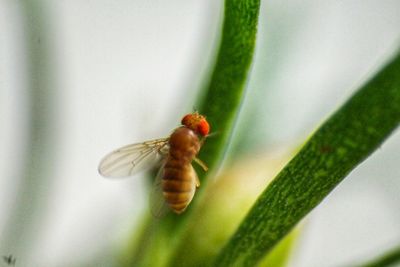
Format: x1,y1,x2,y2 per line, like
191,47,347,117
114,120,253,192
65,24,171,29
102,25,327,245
0,1,399,266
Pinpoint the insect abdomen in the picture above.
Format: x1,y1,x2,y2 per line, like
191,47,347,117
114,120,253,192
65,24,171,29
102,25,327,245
162,127,200,214
163,160,196,213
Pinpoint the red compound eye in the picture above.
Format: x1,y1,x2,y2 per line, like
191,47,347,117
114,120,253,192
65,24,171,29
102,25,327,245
181,113,209,136
181,114,192,127
197,119,210,136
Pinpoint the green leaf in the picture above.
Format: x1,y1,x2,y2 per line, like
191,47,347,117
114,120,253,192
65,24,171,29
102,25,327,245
122,0,261,266
196,0,261,176
213,50,400,266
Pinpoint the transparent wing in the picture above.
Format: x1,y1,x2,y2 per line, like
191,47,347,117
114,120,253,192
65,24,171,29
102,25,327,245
98,138,169,178
150,161,170,218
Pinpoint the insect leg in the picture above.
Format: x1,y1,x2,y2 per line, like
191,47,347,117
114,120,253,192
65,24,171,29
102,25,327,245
193,157,208,172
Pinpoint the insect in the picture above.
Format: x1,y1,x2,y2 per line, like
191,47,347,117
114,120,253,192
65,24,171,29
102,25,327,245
2,254,16,266
98,112,210,215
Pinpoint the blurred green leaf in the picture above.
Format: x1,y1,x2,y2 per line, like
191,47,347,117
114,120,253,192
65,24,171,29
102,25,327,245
166,152,291,267
0,0,59,257
213,50,400,266
356,245,400,267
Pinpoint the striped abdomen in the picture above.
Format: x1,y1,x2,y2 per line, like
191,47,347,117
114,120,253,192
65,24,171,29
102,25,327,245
162,127,201,214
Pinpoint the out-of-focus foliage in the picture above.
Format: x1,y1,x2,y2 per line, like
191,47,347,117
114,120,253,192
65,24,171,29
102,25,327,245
167,151,293,266
357,245,400,267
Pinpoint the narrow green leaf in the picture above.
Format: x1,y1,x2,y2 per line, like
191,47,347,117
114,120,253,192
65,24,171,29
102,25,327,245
213,50,400,266
123,0,261,266
196,0,261,175
0,0,59,256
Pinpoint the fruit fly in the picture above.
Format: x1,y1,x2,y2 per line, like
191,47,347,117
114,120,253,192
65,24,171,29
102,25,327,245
98,112,210,216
